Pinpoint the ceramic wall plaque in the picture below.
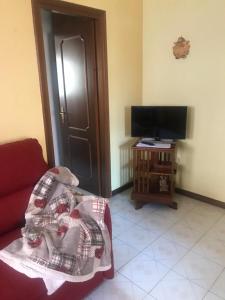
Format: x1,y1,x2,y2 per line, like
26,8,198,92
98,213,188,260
173,36,190,59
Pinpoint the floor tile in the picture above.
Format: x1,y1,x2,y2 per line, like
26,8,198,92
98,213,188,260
173,251,223,290
204,292,224,300
153,193,198,222
181,210,218,233
192,233,225,267
193,202,225,221
210,269,225,299
143,237,188,268
112,238,139,270
119,188,133,198
207,217,225,242
214,214,225,228
119,252,169,293
117,224,159,251
117,204,157,223
139,213,174,234
153,205,186,224
188,203,224,230
143,295,156,300
86,272,147,300
111,214,135,238
150,271,207,300
175,194,198,212
109,195,133,214
164,220,203,248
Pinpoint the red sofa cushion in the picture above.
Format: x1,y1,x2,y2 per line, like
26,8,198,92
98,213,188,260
0,229,46,300
0,228,21,249
0,259,46,300
0,258,105,300
0,187,33,235
0,138,48,197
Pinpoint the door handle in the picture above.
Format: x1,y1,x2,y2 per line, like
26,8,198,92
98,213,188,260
60,111,66,124
60,106,66,124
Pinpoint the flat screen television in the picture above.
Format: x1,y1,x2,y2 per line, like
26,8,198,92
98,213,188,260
131,106,187,140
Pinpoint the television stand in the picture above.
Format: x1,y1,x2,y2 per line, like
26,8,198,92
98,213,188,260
131,142,177,209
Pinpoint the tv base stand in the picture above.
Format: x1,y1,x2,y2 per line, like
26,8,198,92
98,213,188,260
131,143,177,210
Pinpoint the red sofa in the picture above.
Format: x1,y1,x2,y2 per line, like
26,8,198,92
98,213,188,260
0,138,114,300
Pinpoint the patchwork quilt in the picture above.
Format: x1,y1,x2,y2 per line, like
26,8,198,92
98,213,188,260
0,167,111,295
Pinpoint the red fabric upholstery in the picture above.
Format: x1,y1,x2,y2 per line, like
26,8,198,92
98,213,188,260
0,259,105,300
0,259,47,300
0,139,48,197
0,228,21,249
0,229,45,300
0,138,114,300
0,187,33,235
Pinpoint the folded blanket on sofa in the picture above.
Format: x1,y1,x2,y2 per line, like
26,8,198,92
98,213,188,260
0,167,111,295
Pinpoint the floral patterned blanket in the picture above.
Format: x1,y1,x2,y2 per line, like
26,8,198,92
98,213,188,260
0,167,111,295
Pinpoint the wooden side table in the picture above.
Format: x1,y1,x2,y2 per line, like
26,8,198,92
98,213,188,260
131,143,177,209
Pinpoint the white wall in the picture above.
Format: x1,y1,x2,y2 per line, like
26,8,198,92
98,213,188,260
143,0,225,201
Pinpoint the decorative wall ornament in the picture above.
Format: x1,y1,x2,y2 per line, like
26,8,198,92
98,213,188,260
173,36,190,59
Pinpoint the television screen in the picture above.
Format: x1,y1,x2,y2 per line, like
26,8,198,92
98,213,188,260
131,106,187,139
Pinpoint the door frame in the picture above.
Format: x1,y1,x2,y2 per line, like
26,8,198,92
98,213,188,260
31,0,111,197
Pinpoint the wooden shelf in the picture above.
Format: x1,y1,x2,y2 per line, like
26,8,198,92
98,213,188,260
150,171,174,176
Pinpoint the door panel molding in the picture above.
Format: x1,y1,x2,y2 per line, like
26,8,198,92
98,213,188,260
68,135,92,179
31,0,111,197
58,34,89,131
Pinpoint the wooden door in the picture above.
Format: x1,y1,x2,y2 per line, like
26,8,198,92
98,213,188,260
53,13,101,195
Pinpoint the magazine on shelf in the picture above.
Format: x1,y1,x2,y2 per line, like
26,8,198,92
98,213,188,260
136,142,171,149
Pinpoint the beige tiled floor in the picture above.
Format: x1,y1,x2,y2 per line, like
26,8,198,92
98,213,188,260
86,189,225,300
